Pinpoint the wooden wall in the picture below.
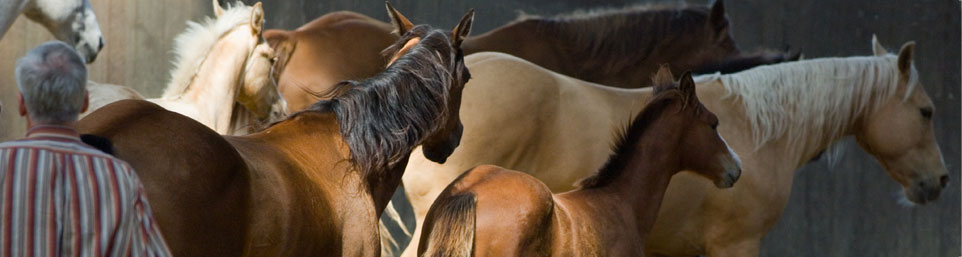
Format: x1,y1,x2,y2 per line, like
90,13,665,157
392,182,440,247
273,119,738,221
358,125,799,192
0,0,210,141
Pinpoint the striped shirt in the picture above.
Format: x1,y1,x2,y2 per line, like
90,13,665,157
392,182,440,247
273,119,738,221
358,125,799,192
0,126,171,257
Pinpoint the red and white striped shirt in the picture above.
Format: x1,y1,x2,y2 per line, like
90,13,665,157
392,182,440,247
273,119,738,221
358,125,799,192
0,125,171,257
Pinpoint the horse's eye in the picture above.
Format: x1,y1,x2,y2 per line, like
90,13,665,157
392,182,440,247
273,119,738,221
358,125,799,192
920,107,933,119
711,121,719,130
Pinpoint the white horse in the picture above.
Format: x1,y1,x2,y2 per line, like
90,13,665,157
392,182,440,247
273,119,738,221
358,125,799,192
0,0,104,62
82,0,287,135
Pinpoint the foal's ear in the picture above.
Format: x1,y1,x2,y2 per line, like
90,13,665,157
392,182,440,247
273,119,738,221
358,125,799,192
250,2,265,35
679,71,697,104
386,2,414,36
872,34,888,56
708,0,727,30
212,0,224,17
897,41,916,76
451,9,475,48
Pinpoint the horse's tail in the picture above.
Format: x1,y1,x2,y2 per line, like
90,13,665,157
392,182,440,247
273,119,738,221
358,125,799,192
421,193,477,257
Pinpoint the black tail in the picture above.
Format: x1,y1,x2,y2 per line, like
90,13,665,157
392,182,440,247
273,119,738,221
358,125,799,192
420,193,476,257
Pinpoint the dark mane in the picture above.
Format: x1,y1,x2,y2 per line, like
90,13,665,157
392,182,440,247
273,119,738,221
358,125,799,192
302,24,455,181
515,3,719,77
577,76,686,188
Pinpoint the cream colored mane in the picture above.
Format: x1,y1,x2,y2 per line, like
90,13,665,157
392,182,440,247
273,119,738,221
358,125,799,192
162,1,256,98
715,55,918,151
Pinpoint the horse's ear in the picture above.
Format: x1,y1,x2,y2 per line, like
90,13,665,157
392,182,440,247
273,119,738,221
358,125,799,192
897,41,916,76
652,65,674,94
385,2,414,36
679,71,697,105
708,0,727,30
872,34,888,56
212,0,224,17
451,9,475,48
250,2,265,35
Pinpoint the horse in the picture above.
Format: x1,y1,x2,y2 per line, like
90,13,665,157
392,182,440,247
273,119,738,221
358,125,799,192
263,11,396,111
0,0,103,62
417,67,741,257
77,4,474,256
400,35,947,257
266,0,797,113
81,0,287,135
461,0,799,88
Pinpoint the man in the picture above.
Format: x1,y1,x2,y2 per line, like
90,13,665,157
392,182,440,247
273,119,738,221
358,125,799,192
0,41,171,256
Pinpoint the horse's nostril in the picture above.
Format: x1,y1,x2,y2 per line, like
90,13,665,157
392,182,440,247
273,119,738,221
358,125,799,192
940,175,950,188
97,37,104,51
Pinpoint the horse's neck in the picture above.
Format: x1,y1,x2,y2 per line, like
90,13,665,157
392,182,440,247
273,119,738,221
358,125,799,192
0,0,28,38
162,46,249,133
582,131,678,235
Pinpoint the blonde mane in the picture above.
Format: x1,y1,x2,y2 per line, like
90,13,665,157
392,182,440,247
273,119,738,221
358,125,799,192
162,1,255,98
717,55,917,151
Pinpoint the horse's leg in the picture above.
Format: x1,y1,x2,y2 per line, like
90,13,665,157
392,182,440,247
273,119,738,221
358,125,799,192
704,238,761,257
380,185,416,257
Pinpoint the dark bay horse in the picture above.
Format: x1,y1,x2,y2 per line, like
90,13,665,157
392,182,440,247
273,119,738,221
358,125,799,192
267,0,795,112
77,4,474,256
417,67,741,256
462,0,798,88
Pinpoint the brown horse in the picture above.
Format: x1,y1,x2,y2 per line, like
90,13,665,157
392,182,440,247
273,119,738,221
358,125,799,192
77,4,474,256
267,0,796,112
263,11,396,111
461,0,799,88
417,68,741,257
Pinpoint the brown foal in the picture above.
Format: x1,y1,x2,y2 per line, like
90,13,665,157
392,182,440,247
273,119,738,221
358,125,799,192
417,67,742,257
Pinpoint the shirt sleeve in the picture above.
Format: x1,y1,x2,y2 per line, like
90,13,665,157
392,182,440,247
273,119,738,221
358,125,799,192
109,164,173,257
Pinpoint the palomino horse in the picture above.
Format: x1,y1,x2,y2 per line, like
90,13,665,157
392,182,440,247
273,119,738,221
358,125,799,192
78,4,474,256
0,0,103,62
461,0,799,88
82,0,287,135
266,0,797,112
418,67,742,257
401,36,947,257
263,11,396,111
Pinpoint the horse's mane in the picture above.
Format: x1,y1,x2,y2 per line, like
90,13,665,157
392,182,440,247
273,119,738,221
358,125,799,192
717,55,916,151
305,25,456,181
163,1,255,98
513,3,716,75
578,71,687,188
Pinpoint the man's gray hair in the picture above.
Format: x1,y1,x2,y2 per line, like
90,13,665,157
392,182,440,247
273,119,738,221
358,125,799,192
16,41,88,124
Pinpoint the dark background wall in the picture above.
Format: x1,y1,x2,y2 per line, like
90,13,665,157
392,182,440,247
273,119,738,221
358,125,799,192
1,0,955,256
253,0,960,256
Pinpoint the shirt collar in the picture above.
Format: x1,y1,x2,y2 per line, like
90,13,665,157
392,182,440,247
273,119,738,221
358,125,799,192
25,125,82,142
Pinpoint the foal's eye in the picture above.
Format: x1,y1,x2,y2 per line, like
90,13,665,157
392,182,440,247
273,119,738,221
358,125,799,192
711,121,719,129
920,107,933,119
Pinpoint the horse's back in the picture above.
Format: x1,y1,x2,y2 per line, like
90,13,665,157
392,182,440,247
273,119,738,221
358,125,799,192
269,11,396,111
78,99,251,257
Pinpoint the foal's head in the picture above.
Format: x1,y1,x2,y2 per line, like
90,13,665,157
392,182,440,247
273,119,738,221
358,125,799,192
382,3,474,163
648,67,741,187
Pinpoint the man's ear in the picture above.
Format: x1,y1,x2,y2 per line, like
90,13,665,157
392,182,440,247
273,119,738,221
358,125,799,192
18,93,27,117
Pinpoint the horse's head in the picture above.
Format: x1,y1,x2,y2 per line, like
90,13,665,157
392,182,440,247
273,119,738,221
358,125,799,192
854,36,948,205
239,41,288,124
383,3,473,163
23,0,104,63
649,67,741,188
663,0,739,72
